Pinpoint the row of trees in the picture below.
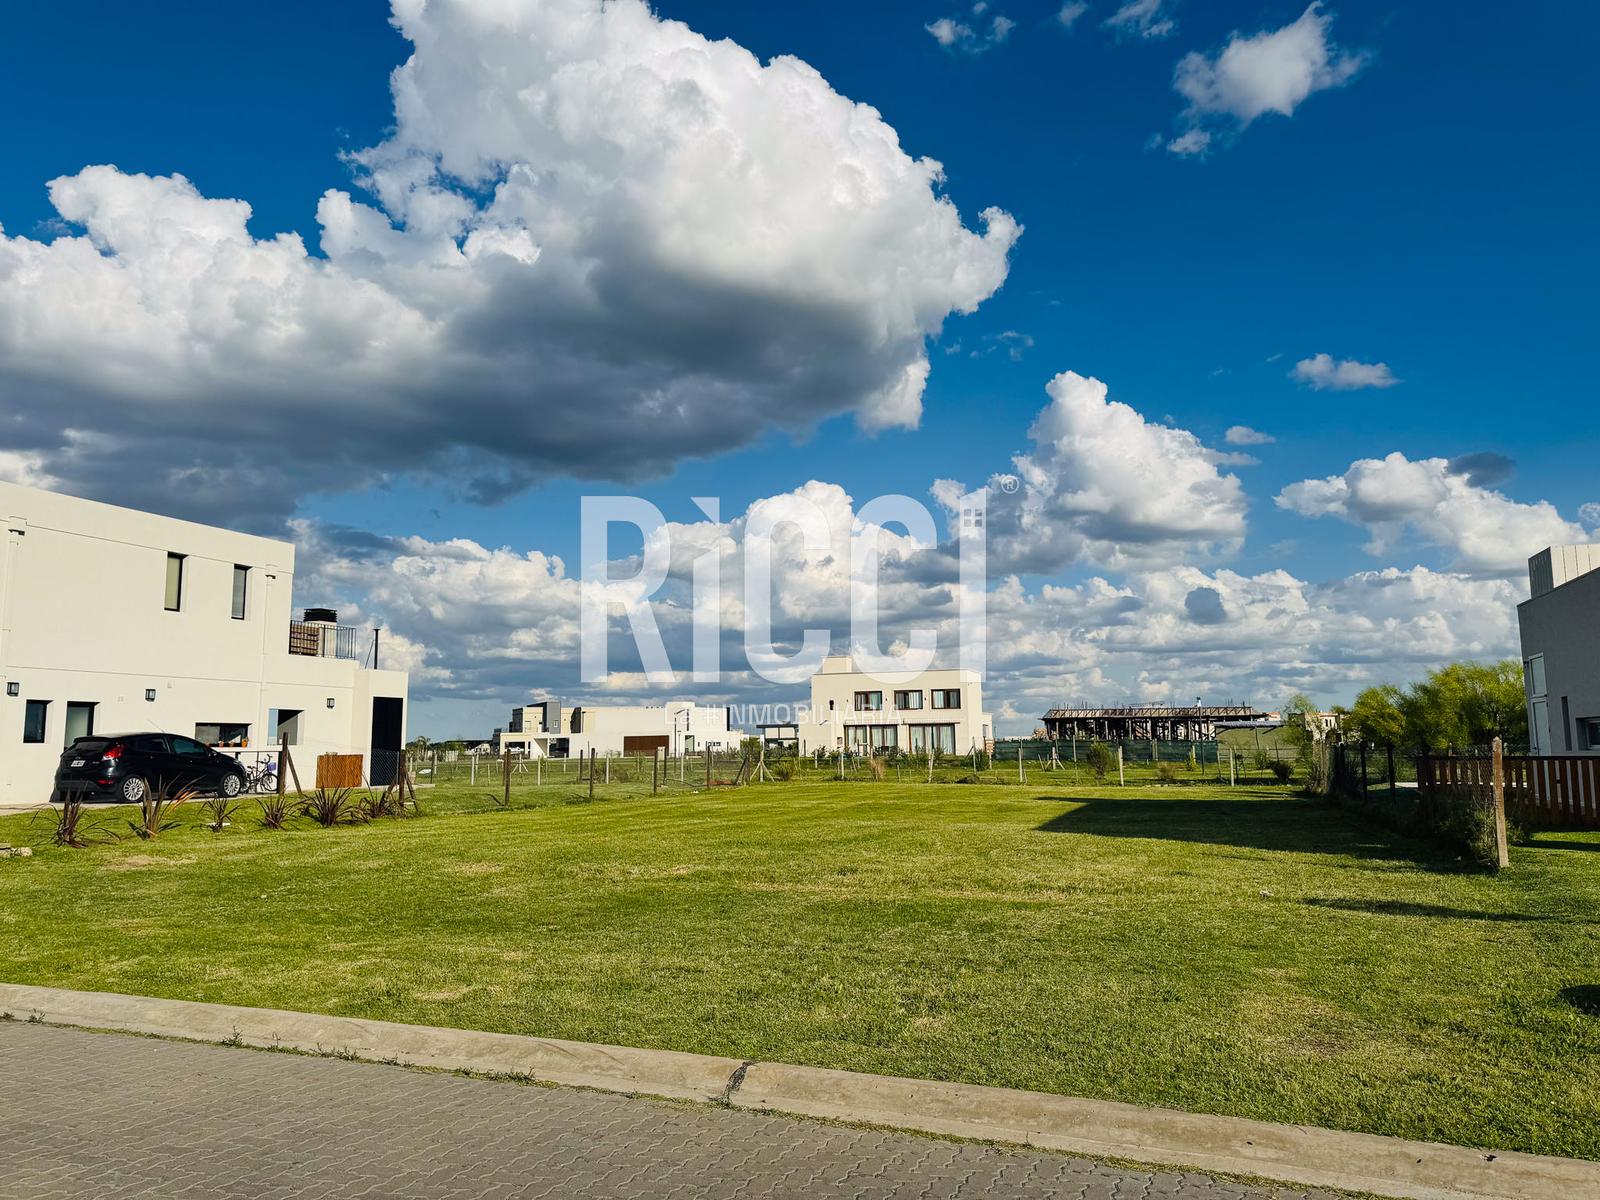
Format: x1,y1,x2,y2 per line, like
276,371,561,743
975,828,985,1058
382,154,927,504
1343,660,1527,752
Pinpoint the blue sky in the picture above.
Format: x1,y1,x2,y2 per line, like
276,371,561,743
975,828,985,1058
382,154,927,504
2,1,1596,735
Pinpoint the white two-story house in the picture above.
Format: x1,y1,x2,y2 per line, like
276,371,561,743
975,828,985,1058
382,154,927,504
0,481,409,804
763,655,993,756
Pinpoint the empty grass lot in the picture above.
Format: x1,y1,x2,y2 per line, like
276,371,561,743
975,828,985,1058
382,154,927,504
2,782,1597,1159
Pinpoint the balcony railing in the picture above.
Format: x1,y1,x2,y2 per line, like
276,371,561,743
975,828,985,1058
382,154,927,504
288,621,379,667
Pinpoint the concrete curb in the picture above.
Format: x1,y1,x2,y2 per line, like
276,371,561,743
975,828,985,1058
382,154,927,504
2,984,1593,1200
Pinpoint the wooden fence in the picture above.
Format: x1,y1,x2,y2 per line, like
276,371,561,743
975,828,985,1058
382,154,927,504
315,753,364,789
1420,749,1600,830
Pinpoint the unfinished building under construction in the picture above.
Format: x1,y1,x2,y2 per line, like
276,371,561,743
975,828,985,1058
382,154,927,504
1041,705,1268,742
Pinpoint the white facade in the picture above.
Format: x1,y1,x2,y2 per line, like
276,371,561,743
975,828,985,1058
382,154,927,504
769,655,993,755
0,482,409,804
494,699,738,757
1518,545,1600,755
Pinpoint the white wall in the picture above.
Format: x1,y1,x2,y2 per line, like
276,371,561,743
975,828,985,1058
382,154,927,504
796,655,993,754
0,481,408,803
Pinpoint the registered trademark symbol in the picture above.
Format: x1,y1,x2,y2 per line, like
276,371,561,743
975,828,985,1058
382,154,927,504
998,474,1020,494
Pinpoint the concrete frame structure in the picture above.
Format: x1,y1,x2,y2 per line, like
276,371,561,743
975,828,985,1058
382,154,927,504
0,482,409,804
494,699,739,758
1042,706,1268,742
1518,545,1600,755
763,655,993,755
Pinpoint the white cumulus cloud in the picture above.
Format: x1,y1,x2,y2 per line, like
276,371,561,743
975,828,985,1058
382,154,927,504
1165,4,1368,155
1292,353,1397,390
1224,425,1275,446
1276,451,1586,574
0,0,1018,526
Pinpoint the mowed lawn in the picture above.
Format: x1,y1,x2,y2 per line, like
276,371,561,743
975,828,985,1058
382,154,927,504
2,783,1598,1159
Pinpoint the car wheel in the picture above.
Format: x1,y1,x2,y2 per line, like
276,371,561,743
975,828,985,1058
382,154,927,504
220,771,243,798
119,775,148,804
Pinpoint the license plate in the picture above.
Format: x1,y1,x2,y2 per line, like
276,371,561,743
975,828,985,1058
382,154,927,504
71,759,85,767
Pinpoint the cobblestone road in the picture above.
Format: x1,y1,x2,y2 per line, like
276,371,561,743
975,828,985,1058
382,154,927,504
0,1023,1338,1199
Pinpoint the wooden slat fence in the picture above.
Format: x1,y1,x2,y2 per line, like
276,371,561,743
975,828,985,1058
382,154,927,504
1421,753,1600,829
315,753,364,790
1503,754,1600,828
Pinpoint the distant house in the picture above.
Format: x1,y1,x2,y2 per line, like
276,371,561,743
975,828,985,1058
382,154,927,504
492,698,739,758
1518,545,1600,754
0,481,409,803
759,655,993,755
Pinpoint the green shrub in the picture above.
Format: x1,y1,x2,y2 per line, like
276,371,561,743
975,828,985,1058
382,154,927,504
1086,741,1115,781
1156,763,1179,785
1268,760,1293,784
256,791,296,830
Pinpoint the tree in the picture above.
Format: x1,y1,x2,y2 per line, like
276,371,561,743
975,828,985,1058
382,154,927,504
1347,660,1527,751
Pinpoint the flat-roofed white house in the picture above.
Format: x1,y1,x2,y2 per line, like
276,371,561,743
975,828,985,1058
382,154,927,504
493,698,740,758
762,655,993,755
1519,544,1600,755
0,481,410,805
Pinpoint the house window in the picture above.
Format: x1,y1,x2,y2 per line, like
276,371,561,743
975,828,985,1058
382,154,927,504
931,689,962,710
64,701,96,747
195,722,250,747
846,725,898,753
268,708,303,746
1524,655,1547,698
23,700,49,743
907,723,956,753
1581,718,1600,751
853,691,883,712
231,565,249,620
164,552,185,611
894,690,923,710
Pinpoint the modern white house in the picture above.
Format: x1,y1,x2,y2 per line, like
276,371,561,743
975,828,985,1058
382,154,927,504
0,481,410,804
1518,544,1600,755
493,698,739,758
760,655,993,755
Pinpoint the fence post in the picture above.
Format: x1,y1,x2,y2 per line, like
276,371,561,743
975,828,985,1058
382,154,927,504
705,747,712,788
1387,742,1396,802
1117,745,1124,787
1359,742,1369,796
1491,736,1509,870
502,749,511,809
652,749,659,794
589,749,596,802
1228,746,1235,786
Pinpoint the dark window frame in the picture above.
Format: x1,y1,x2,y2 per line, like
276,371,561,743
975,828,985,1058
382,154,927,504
853,690,883,712
931,688,962,710
894,689,923,710
22,699,49,744
231,564,249,620
164,552,186,612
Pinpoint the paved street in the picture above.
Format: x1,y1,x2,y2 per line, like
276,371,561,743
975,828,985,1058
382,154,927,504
0,1023,1336,1200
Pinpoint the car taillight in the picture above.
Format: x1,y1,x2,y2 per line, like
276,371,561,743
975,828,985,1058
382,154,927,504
102,743,124,761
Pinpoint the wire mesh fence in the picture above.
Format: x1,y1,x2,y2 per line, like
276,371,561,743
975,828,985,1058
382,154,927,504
400,738,1311,801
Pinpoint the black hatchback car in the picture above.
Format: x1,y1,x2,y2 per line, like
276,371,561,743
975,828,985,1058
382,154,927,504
54,733,247,804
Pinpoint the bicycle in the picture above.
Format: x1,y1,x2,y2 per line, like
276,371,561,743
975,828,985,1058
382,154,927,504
245,758,279,794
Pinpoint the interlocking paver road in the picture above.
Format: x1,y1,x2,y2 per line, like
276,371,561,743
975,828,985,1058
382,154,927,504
0,1023,1339,1199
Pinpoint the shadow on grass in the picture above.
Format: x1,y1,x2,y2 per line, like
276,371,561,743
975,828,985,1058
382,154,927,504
1561,985,1600,1016
1524,835,1600,853
1303,897,1558,923
1035,796,1462,869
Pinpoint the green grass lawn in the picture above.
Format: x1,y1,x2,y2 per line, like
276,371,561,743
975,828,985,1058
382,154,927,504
2,781,1597,1159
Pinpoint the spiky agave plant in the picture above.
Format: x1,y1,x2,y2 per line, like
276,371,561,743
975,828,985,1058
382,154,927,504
302,787,360,827
131,781,193,840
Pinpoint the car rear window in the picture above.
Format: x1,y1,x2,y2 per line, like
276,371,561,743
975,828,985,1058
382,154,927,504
67,737,114,755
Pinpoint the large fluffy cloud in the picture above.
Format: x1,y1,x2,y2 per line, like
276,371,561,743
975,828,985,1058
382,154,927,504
0,0,1017,525
934,370,1249,573
1165,4,1368,156
1276,451,1589,574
